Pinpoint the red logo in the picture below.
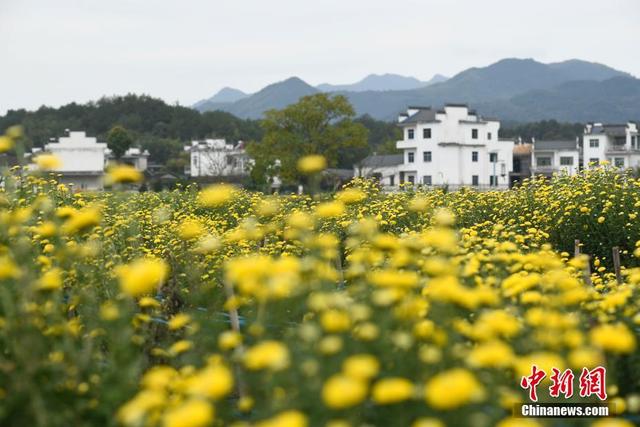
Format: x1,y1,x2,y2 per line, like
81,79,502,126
520,366,607,402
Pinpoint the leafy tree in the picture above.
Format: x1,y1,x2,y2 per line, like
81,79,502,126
248,94,368,184
107,125,133,159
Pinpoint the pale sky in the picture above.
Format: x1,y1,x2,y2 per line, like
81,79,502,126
1,0,639,114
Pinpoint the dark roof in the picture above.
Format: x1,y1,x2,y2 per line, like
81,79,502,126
587,124,628,137
399,108,438,125
360,154,403,168
534,140,578,151
445,103,469,108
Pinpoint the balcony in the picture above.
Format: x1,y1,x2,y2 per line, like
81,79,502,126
396,139,417,150
605,144,640,154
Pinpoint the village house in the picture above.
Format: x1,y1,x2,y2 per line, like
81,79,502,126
531,139,581,176
396,104,514,189
106,147,150,172
582,122,639,169
353,153,403,188
185,139,249,178
510,142,533,185
38,131,107,190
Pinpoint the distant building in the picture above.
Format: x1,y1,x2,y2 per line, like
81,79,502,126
106,147,149,172
531,139,581,176
354,154,403,188
583,122,639,169
185,139,249,178
396,105,514,188
510,143,533,185
41,131,107,190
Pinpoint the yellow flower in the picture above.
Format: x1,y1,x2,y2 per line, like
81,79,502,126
168,313,191,330
255,410,308,427
185,364,234,400
590,323,636,354
297,154,327,174
244,340,290,371
178,219,205,240
6,125,23,139
61,207,101,235
597,216,605,224
424,368,484,410
0,257,21,279
34,153,62,170
466,340,515,368
320,309,351,333
117,257,169,297
162,399,214,427
368,269,419,288
218,330,242,350
37,268,63,291
336,188,366,204
322,374,367,409
0,136,13,153
315,201,345,218
169,340,193,355
198,184,237,207
342,354,380,380
106,164,143,184
141,365,178,390
411,418,445,427
117,390,166,425
371,377,414,404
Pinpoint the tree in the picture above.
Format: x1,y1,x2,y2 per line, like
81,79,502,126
107,125,133,159
248,94,368,184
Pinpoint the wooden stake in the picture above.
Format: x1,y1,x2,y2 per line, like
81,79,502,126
612,246,622,284
583,254,593,286
574,239,581,257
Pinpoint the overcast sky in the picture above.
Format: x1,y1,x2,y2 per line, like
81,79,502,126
1,0,639,114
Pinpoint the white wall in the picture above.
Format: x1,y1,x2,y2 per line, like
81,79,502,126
44,131,106,173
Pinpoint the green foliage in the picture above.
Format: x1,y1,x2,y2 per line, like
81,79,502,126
107,126,133,159
0,95,263,163
501,119,584,141
249,94,368,184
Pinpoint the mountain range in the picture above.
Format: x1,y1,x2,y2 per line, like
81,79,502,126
194,58,640,123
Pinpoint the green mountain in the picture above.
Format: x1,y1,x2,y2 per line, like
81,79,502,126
195,58,636,121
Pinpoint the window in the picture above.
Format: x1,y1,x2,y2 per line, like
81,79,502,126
560,156,573,166
389,175,395,186
407,129,415,140
489,153,498,163
193,156,198,167
487,132,492,140
407,152,415,163
422,175,432,185
536,157,552,166
489,175,498,186
423,128,431,139
472,129,478,139
472,151,478,162
407,175,415,184
472,175,479,186
589,158,599,165
423,151,432,162
589,139,599,148
615,157,625,168
513,157,522,173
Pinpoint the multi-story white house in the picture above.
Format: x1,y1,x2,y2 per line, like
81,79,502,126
531,139,581,176
583,122,639,169
396,104,514,188
185,139,249,178
40,131,107,190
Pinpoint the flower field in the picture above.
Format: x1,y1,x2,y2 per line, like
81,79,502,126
3,154,640,426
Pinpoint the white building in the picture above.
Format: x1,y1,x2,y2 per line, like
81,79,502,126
531,139,581,176
354,154,403,188
42,131,107,190
106,147,149,172
396,105,514,188
583,122,640,169
185,139,249,177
